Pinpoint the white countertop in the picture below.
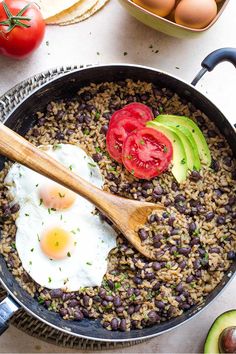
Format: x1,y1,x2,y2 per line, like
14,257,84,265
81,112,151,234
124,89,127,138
0,0,236,352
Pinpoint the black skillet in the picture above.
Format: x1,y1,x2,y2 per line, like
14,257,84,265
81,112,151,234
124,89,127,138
0,48,236,342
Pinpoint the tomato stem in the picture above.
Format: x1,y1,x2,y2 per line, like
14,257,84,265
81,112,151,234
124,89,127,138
0,1,31,33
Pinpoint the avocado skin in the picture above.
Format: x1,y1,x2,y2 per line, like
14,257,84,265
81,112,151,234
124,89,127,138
204,310,236,354
147,121,188,183
155,115,211,166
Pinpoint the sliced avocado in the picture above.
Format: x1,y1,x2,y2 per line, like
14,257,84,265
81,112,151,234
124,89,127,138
204,310,236,354
157,120,201,171
147,121,188,183
155,115,211,166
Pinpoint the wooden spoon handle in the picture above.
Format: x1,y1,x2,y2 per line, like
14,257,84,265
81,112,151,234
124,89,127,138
0,123,115,212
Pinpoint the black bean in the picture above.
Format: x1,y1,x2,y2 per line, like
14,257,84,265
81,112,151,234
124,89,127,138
62,293,74,301
50,289,63,298
83,295,91,307
170,246,177,255
171,228,179,236
168,216,175,226
133,276,142,285
153,233,162,243
44,300,51,308
188,222,196,234
119,319,126,331
99,288,106,299
110,185,118,193
205,212,215,221
171,182,178,191
55,131,64,140
153,241,162,248
103,321,110,328
164,199,171,207
176,283,184,293
223,156,232,167
100,125,109,135
142,182,153,190
128,305,135,315
111,318,119,330
148,214,156,224
103,112,111,120
227,251,236,260
93,295,101,303
195,270,202,278
180,303,191,310
145,272,155,280
141,190,148,198
179,260,187,270
134,288,141,296
153,185,163,195
138,229,148,241
148,310,160,323
155,300,165,309
66,129,74,136
92,153,102,162
176,204,186,213
78,103,86,111
190,171,201,182
190,237,200,246
162,212,169,219
179,247,191,256
3,208,11,218
225,204,232,212
209,247,220,254
81,92,92,101
186,275,194,283
68,300,79,307
38,118,45,126
211,159,220,172
59,308,68,317
86,104,95,113
199,191,205,197
77,114,84,123
152,282,161,291
107,173,116,181
208,129,217,138
175,296,182,303
10,203,20,214
74,310,84,321
131,320,138,328
216,216,226,225
228,196,236,206
193,259,201,269
102,300,108,307
134,304,141,312
190,199,198,207
113,296,122,307
175,194,186,203
232,212,236,220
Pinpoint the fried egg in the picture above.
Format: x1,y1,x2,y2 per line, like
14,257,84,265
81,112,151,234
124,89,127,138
5,144,117,291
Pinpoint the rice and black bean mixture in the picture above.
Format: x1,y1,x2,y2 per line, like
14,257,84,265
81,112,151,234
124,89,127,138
0,80,235,332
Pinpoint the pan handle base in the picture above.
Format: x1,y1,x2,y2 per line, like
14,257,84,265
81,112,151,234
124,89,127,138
0,295,20,335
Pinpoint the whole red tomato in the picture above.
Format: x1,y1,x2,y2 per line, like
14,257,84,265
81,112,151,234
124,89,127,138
0,0,45,59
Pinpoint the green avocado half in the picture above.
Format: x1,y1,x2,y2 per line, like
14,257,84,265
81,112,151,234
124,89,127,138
155,115,211,166
204,310,236,354
147,121,188,183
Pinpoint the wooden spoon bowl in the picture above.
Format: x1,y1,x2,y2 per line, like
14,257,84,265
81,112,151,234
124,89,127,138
0,123,164,259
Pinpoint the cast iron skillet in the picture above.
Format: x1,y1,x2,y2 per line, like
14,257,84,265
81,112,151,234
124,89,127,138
0,48,235,342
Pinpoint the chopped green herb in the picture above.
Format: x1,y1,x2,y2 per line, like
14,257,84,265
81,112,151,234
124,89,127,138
83,129,90,135
126,155,132,160
67,252,71,257
190,282,196,288
48,277,52,283
25,213,29,217
108,166,116,172
77,227,80,232
159,106,163,113
175,66,180,69
60,215,63,221
173,251,179,257
114,282,121,290
38,296,44,304
58,193,65,198
29,261,32,265
11,242,16,249
86,261,92,266
69,165,73,171
165,263,172,269
39,198,43,206
130,293,136,301
59,267,62,272
181,158,186,165
37,234,40,242
163,145,168,153
53,144,62,150
30,248,34,252
193,229,200,236
74,241,77,246
139,139,145,145
131,169,135,175
95,147,101,153
95,112,100,120
96,52,100,55
46,41,49,46
35,184,39,187
88,162,96,168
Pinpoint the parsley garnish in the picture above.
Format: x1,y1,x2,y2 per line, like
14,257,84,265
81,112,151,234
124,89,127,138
67,252,71,257
48,277,52,283
95,147,101,153
53,144,62,150
38,296,44,304
88,162,96,168
31,248,34,252
131,169,135,175
130,293,136,301
25,213,29,216
163,145,168,153
11,242,16,249
69,165,73,171
39,198,43,206
181,158,186,165
58,193,65,198
139,139,145,145
83,129,90,135
35,184,39,187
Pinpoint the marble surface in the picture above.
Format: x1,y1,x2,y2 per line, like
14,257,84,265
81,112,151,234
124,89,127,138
0,0,236,352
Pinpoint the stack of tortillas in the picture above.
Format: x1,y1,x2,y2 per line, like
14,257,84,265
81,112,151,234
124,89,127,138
37,0,109,25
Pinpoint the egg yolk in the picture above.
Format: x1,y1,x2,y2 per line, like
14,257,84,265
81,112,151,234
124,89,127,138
40,227,75,260
39,184,76,210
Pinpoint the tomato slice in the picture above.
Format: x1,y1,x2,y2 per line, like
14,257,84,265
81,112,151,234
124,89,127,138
109,109,134,127
106,117,144,163
122,127,173,179
123,103,154,123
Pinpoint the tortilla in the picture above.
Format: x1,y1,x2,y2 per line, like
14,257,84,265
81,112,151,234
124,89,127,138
59,0,109,26
46,0,98,25
37,0,80,20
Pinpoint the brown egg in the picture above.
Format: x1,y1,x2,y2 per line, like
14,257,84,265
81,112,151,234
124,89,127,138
133,0,176,17
175,0,217,29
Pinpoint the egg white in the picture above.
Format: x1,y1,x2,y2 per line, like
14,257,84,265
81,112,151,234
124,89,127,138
5,144,117,291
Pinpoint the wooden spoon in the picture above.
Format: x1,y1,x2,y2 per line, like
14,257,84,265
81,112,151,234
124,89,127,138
0,124,164,259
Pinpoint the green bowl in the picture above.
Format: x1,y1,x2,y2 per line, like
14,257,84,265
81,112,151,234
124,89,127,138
118,0,230,38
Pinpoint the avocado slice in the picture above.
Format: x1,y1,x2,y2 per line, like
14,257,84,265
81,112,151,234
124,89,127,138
156,120,201,171
204,310,236,354
155,115,211,166
147,121,188,183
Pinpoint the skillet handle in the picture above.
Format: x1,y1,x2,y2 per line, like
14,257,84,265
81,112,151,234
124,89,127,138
0,296,19,335
191,48,236,86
